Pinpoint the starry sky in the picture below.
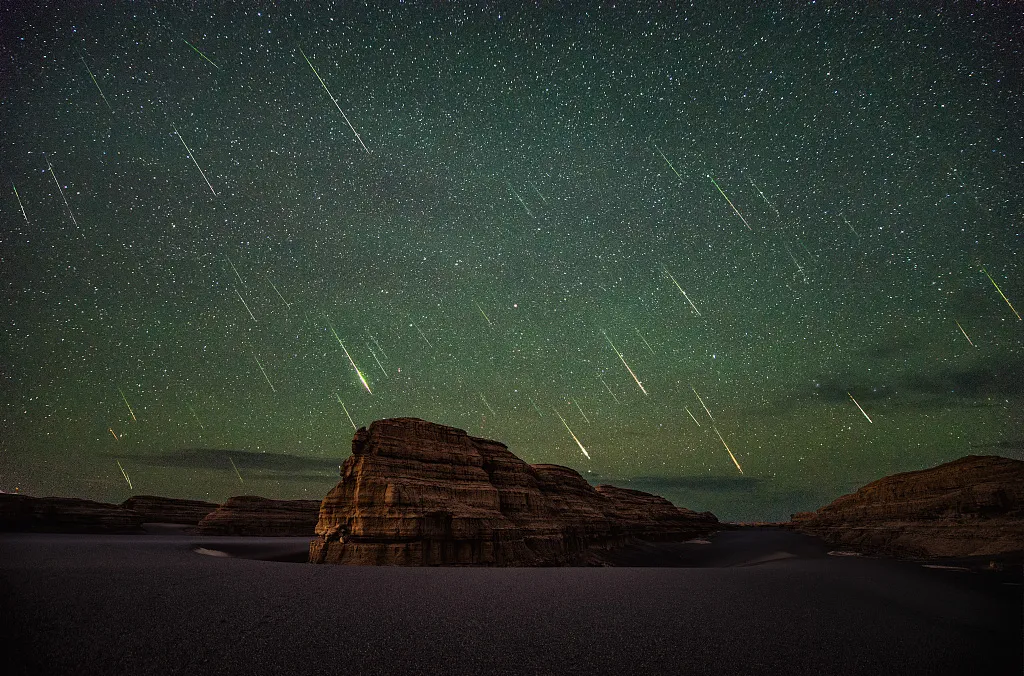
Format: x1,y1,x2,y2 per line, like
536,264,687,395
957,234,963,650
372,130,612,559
1,2,1021,522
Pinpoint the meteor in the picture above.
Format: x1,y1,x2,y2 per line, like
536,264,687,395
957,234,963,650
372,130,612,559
264,274,291,309
654,144,684,182
328,320,372,394
553,408,590,460
662,265,702,316
744,172,779,217
254,355,276,392
298,46,371,155
635,328,655,355
475,301,492,327
842,215,859,238
225,254,245,286
573,400,591,424
78,50,113,112
187,404,206,430
235,289,257,321
528,396,543,418
109,427,120,441
954,320,976,348
181,37,219,69
601,330,648,395
708,174,752,231
172,124,217,196
44,154,81,233
981,267,1021,321
118,388,137,422
336,393,357,430
692,387,714,422
117,460,133,489
684,406,701,427
847,391,872,423
12,183,28,225
228,455,244,483
598,375,620,404
480,394,497,416
366,343,388,376
508,183,534,217
712,426,744,474
410,318,433,348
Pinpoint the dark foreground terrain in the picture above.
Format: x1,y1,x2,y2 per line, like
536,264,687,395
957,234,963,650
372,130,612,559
1,529,1019,675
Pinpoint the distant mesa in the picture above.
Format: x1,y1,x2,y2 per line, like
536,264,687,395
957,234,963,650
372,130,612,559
197,496,321,536
121,495,218,525
0,494,146,533
310,417,720,566
790,455,1024,560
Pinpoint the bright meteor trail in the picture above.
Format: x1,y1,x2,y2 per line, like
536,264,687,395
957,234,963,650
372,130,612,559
708,174,752,231
298,45,371,155
118,388,137,422
601,330,648,395
554,408,590,460
713,426,744,474
981,268,1021,321
328,320,372,394
848,392,873,423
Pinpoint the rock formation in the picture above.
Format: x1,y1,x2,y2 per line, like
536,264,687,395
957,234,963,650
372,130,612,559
121,495,219,525
197,496,321,536
310,418,719,565
0,494,144,533
791,455,1024,559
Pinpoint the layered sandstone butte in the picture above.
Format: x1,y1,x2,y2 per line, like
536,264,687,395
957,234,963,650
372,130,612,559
121,495,219,525
791,455,1024,559
0,494,144,533
197,496,321,536
310,418,718,566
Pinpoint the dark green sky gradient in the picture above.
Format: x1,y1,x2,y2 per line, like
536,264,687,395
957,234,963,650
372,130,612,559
1,2,1021,520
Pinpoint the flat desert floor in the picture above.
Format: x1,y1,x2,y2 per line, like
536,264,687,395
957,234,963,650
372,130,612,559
1,529,1020,675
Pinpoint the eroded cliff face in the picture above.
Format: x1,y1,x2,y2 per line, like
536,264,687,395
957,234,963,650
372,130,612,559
121,495,219,525
310,418,718,565
791,455,1024,559
197,496,321,536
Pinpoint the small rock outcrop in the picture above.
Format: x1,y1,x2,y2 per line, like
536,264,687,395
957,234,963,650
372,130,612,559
197,496,321,536
310,418,719,565
0,494,144,533
121,495,219,525
791,455,1024,559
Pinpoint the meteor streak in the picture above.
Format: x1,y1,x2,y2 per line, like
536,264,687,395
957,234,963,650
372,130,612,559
12,183,28,225
529,396,543,418
366,343,388,376
475,301,492,327
573,400,591,424
225,254,245,286
602,330,648,395
635,328,655,355
480,394,497,416
117,460,133,489
692,387,714,422
78,51,113,112
109,427,119,441
684,406,701,427
328,320,373,394
712,426,743,474
172,124,217,195
508,183,534,217
529,181,548,204
118,388,137,422
187,404,205,430
367,332,388,360
981,268,1022,320
235,289,257,321
44,154,80,233
842,215,859,238
265,274,291,309
744,172,779,217
662,266,702,316
254,355,276,392
336,393,357,430
598,375,620,404
181,38,219,69
553,408,590,460
708,174,752,230
847,392,872,423
954,320,976,348
298,46,371,155
228,455,244,483
654,145,683,182
784,245,809,284
410,318,433,348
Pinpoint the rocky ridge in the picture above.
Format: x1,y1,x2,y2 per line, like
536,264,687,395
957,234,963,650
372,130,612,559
790,455,1024,559
310,418,719,565
121,495,219,525
197,496,321,536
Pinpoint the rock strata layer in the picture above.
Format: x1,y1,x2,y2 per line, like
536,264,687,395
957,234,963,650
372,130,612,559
121,495,219,525
197,496,321,536
791,455,1024,559
0,494,144,533
310,418,718,565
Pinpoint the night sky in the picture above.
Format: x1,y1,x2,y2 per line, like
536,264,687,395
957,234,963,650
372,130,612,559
1,2,1021,521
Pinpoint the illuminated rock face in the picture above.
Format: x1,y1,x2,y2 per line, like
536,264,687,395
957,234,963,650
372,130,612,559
197,496,321,536
791,455,1024,559
310,418,719,566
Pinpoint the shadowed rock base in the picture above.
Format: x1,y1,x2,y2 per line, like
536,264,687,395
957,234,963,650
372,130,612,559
310,418,718,565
